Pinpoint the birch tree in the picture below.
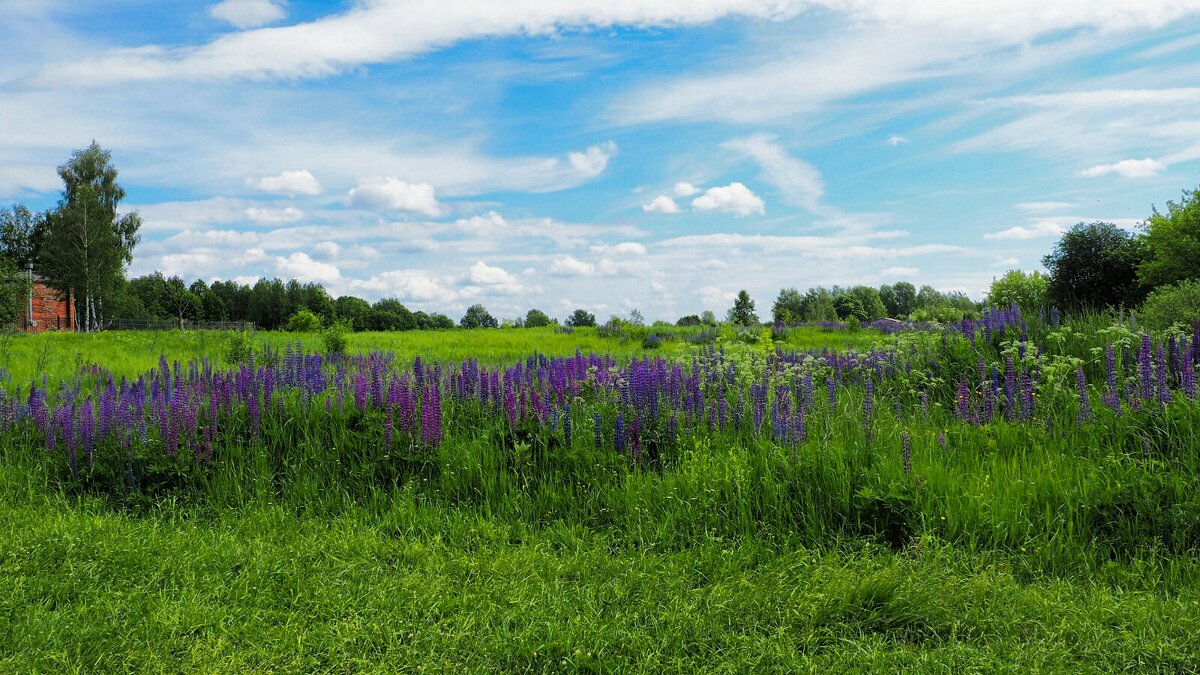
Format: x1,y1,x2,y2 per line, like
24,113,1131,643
38,142,141,331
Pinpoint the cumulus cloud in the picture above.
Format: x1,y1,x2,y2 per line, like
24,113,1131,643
674,181,701,197
455,211,507,231
247,169,321,196
1079,158,1166,178
591,242,648,256
349,269,458,303
549,256,595,277
209,0,286,28
568,141,617,177
244,206,303,224
698,286,735,308
722,134,823,212
467,260,523,294
691,182,765,216
886,134,910,146
642,195,680,213
881,266,919,278
983,221,1067,240
347,177,441,216
275,251,341,284
311,241,340,259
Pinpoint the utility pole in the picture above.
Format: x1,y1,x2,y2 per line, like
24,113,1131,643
26,261,34,330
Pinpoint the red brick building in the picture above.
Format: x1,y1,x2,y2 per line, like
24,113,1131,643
24,280,73,333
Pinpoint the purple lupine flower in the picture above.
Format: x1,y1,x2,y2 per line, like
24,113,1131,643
955,377,970,422
1050,306,1060,328
900,432,912,476
594,412,603,450
1156,345,1171,406
419,384,442,448
863,379,874,426
615,413,625,453
1004,356,1016,420
563,403,572,446
937,431,946,448
920,391,929,423
826,377,836,409
1075,367,1091,425
1138,334,1153,402
1020,372,1035,421
1183,348,1196,401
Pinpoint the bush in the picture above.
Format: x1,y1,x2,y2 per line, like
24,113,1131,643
322,320,351,355
1139,279,1200,331
987,269,1048,312
566,309,596,328
224,329,255,365
285,309,323,332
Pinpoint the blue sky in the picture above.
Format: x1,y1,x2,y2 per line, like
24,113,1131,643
3,1,1200,321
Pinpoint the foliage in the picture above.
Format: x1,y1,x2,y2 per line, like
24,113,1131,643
627,308,645,327
1043,222,1147,310
223,329,255,364
335,295,371,331
727,289,758,326
987,269,1049,312
879,281,916,318
1139,279,1200,331
700,310,718,326
524,308,551,328
1140,185,1200,288
285,308,323,332
833,293,866,321
36,142,142,332
0,203,41,268
460,303,498,329
566,308,596,327
772,287,804,324
321,320,351,354
676,314,702,327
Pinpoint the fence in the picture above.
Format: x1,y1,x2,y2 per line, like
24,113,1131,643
102,319,255,332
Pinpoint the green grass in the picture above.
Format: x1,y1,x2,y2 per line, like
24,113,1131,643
2,319,1198,672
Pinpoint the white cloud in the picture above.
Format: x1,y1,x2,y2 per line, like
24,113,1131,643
347,177,441,216
591,242,647,256
701,258,729,269
247,169,321,196
209,0,286,29
467,260,522,294
455,211,507,231
1015,201,1074,212
995,257,1021,267
642,195,680,213
311,241,340,259
244,206,303,224
567,141,617,177
722,134,823,212
275,252,341,284
349,269,458,303
983,221,1067,240
886,134,909,146
698,286,735,308
1079,158,1166,178
691,182,765,216
549,256,595,277
881,266,919,278
674,181,701,197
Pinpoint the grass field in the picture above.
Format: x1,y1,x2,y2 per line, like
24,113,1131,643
1,317,1198,672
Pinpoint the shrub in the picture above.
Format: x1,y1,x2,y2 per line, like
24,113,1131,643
566,309,596,328
322,320,351,355
1140,279,1200,331
224,329,254,365
285,309,323,332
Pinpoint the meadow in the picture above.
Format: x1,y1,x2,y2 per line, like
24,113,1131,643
1,315,1199,673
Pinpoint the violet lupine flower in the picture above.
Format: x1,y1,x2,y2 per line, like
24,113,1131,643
419,385,442,448
1075,367,1091,425
955,377,970,422
1183,349,1196,401
937,432,946,448
615,413,625,454
1138,334,1154,402
826,377,836,409
563,403,572,446
1020,373,1035,421
667,415,678,447
1004,356,1016,420
900,432,912,476
1051,306,1060,328
594,412,603,450
1156,345,1171,406
920,391,929,423
863,380,874,426
1101,345,1121,414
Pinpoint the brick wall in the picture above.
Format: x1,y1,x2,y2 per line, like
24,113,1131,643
24,281,72,333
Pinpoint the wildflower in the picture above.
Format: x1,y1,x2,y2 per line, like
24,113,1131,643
900,432,912,476
1075,367,1091,425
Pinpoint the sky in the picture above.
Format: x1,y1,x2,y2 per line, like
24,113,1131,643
3,1,1200,322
